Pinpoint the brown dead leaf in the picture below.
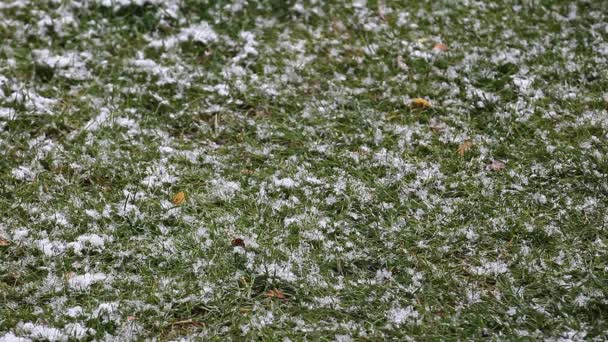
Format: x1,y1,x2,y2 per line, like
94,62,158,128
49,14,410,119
127,316,137,321
410,98,432,109
264,289,286,299
171,191,186,206
457,140,474,157
486,160,506,171
0,238,10,247
240,169,254,175
231,238,245,248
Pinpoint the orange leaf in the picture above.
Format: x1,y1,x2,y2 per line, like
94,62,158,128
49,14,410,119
264,289,285,299
0,238,9,247
433,43,448,52
171,191,186,205
410,98,432,109
457,140,474,157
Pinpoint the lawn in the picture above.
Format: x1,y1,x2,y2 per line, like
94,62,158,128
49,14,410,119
0,0,607,340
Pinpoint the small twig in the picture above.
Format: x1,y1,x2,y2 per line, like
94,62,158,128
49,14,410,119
169,319,204,327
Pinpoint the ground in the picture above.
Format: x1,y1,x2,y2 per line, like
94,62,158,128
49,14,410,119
0,0,607,340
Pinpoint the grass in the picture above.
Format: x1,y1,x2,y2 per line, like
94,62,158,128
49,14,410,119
0,0,607,340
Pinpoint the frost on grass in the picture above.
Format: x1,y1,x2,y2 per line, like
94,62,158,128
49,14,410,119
0,0,607,340
68,273,109,291
387,306,420,326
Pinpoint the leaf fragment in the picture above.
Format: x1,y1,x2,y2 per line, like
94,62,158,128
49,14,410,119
457,140,474,157
231,238,245,248
264,289,286,299
0,238,9,247
433,43,448,52
171,191,186,206
410,98,432,109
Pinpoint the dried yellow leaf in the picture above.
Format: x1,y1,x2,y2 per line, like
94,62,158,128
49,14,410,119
0,238,10,246
171,191,186,205
264,289,286,299
457,140,474,157
410,98,432,109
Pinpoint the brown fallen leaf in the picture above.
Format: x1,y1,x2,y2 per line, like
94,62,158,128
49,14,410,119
486,160,506,171
240,169,254,175
171,191,186,206
0,238,10,247
264,289,286,299
457,139,474,157
231,238,245,248
127,316,137,322
410,98,432,109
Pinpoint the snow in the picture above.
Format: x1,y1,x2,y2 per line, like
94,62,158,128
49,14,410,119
178,22,218,44
11,166,36,182
387,306,420,325
68,273,109,291
210,179,241,201
17,323,67,342
0,332,31,342
471,261,509,276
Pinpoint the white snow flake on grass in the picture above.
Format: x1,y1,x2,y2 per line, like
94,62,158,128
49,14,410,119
1,0,607,339
210,179,241,201
68,273,109,291
178,22,218,44
32,49,92,80
36,239,66,257
11,165,36,181
387,306,420,325
0,332,30,342
16,322,67,342
273,177,297,188
471,261,509,276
